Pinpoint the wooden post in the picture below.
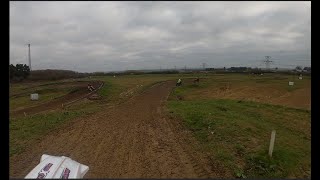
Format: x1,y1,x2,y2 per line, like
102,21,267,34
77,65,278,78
269,130,276,157
24,112,27,117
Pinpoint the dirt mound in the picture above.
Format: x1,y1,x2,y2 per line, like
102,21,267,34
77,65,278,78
10,81,224,178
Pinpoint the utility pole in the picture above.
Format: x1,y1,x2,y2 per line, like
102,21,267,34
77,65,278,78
263,56,272,70
28,43,32,71
184,65,187,71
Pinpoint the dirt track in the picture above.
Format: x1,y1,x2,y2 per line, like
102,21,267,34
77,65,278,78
10,81,223,178
10,81,102,117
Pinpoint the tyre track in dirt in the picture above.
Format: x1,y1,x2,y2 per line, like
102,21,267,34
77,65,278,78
10,81,222,178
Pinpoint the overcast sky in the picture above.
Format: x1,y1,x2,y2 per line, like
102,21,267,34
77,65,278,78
10,1,311,72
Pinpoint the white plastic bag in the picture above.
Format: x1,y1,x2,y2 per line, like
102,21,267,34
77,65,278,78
25,154,89,179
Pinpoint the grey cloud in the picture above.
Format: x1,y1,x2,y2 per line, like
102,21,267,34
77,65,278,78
10,1,311,72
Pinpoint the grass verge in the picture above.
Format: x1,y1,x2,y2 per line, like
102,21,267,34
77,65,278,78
167,99,310,178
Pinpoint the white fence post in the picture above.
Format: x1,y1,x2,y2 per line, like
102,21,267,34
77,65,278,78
269,130,276,157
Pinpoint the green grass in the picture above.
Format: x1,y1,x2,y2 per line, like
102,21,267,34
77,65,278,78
167,99,311,178
9,100,102,157
9,80,82,110
96,79,128,102
10,111,79,156
10,91,67,110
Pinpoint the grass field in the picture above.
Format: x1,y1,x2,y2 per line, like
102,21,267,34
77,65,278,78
171,73,310,109
167,73,311,178
10,79,87,111
9,73,311,178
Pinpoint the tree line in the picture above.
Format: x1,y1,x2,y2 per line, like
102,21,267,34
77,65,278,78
9,64,30,81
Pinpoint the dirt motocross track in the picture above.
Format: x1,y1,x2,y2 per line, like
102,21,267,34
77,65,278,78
10,81,224,178
10,81,102,117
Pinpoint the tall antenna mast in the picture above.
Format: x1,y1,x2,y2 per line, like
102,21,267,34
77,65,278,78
28,43,32,71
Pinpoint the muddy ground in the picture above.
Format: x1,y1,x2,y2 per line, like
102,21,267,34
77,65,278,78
10,81,226,178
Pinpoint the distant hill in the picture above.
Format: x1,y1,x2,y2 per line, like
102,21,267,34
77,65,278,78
28,69,89,81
